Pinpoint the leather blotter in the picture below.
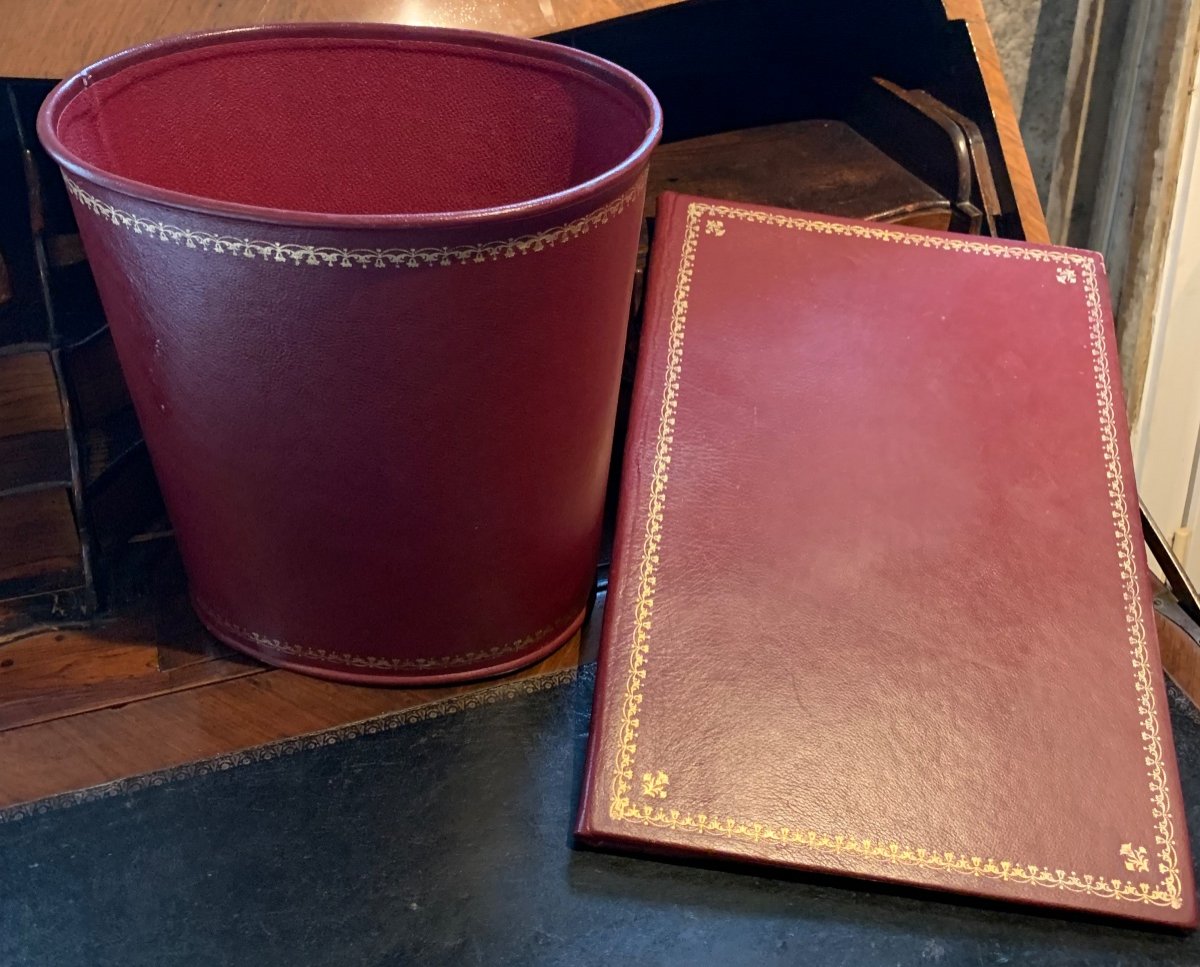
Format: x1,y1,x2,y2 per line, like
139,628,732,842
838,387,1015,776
576,192,1197,926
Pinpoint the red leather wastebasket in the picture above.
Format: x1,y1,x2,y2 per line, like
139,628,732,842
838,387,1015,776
38,23,661,683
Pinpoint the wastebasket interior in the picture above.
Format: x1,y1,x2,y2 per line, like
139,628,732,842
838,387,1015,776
53,34,654,217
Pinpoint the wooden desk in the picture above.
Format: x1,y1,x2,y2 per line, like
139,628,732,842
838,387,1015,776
0,0,1054,812
0,0,1046,242
0,0,674,77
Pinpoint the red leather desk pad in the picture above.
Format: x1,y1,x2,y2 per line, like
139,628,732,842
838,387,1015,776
577,192,1196,926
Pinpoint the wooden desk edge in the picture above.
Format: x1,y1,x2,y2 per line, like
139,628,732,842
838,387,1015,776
3,1,1048,245
942,0,1050,244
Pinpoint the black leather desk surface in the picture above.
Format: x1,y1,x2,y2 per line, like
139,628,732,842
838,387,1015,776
4,661,1200,965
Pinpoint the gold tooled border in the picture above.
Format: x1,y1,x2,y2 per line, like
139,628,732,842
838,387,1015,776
607,202,1183,911
63,176,641,268
196,600,582,673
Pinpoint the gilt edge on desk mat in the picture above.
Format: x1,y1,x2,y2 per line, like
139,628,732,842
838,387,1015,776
576,192,1196,926
0,666,581,825
5,666,1200,965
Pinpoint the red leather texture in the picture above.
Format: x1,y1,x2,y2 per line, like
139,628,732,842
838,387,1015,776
577,192,1197,926
53,33,649,217
38,25,660,683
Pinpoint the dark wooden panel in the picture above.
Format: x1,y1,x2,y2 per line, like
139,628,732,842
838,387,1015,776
0,429,69,492
62,330,130,428
0,487,80,587
0,350,62,438
6,79,110,345
80,406,141,485
87,449,164,551
644,120,951,227
0,83,50,347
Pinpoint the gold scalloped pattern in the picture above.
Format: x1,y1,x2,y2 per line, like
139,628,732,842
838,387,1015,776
63,176,641,269
197,600,582,673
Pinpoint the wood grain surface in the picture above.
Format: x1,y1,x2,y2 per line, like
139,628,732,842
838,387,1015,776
0,597,596,810
1160,610,1200,709
0,489,80,583
0,0,1048,245
645,120,952,228
943,0,1049,243
0,0,1059,813
0,352,63,439
0,0,675,81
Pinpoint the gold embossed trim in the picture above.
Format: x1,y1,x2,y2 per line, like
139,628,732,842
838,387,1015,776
197,600,581,673
0,665,582,825
608,202,1184,911
63,176,641,269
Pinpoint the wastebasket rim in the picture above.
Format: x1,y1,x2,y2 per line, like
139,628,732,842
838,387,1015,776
37,21,663,230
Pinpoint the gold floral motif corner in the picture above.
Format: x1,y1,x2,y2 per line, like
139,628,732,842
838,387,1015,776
62,176,642,269
1121,844,1150,873
607,202,1183,911
641,770,669,799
